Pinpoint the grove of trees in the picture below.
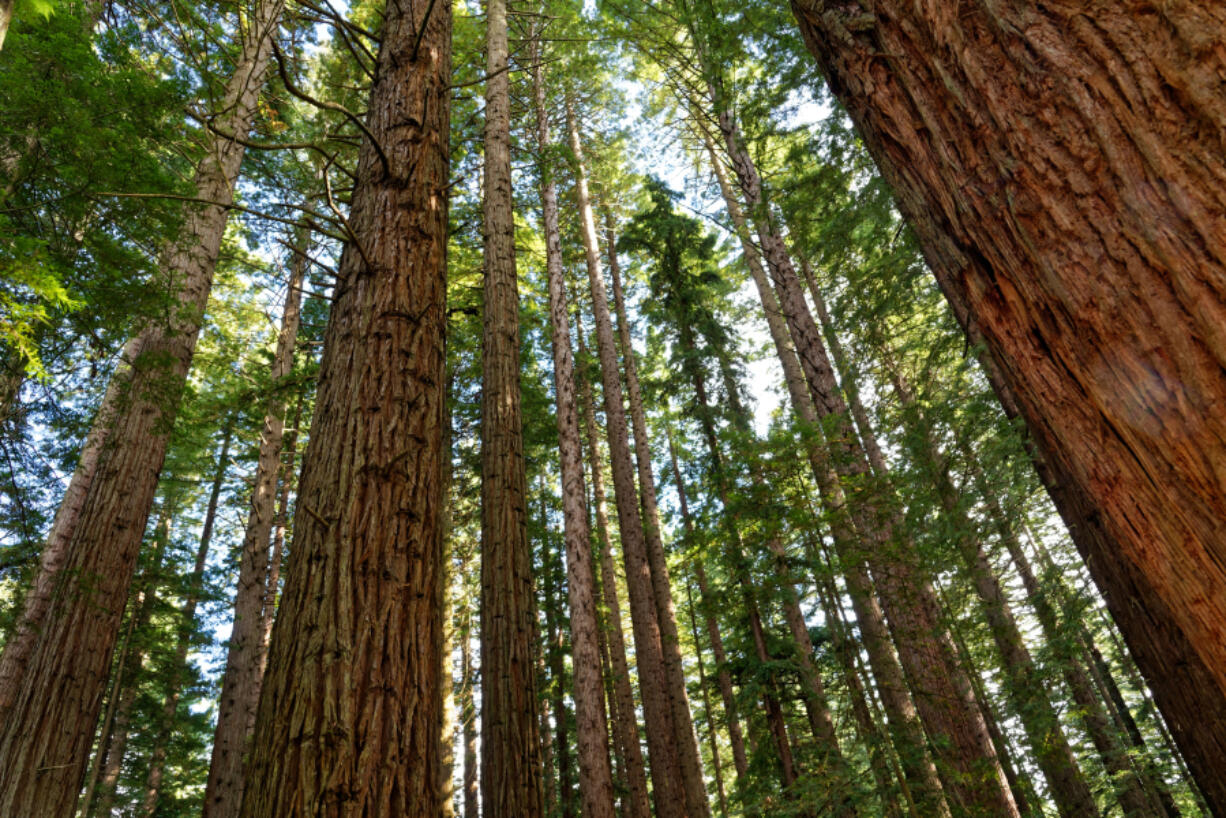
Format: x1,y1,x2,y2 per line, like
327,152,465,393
0,0,1222,816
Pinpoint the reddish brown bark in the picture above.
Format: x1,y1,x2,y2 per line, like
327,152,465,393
532,41,617,818
479,0,544,810
568,96,689,818
205,229,307,817
239,0,450,809
605,216,711,818
0,3,284,811
700,130,950,815
576,327,653,818
790,4,1226,809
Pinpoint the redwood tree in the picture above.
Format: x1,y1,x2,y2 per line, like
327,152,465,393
239,0,452,809
789,3,1226,809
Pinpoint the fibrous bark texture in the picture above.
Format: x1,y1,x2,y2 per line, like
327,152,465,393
533,38,616,818
479,0,544,811
577,328,654,818
567,97,689,818
239,0,450,810
0,2,284,812
789,4,1226,809
605,220,711,818
204,229,307,817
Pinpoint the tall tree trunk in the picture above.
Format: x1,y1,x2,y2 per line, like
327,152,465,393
809,270,1098,817
699,129,949,816
576,326,653,818
987,495,1168,817
140,425,234,818
479,0,544,811
790,5,1226,809
765,535,860,814
239,0,451,809
665,429,750,782
706,90,1015,815
567,95,689,818
462,628,479,818
604,215,711,818
684,581,729,817
204,227,307,817
261,389,303,652
0,2,284,811
530,43,617,818
82,503,173,818
810,549,907,818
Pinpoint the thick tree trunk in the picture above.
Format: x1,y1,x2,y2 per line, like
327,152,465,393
239,0,450,809
479,0,544,811
700,131,949,815
709,93,1015,815
0,2,284,811
790,4,1226,809
576,327,653,818
567,96,689,818
530,43,617,818
204,228,307,817
605,218,711,818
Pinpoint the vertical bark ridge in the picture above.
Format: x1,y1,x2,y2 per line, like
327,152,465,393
788,5,1226,808
566,94,689,818
205,226,308,817
240,0,451,809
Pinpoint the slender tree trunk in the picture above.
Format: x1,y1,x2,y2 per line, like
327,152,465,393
993,506,1168,817
462,629,479,818
790,5,1226,809
707,91,1015,814
684,581,729,817
567,94,689,818
0,3,284,811
540,634,557,811
604,215,711,818
665,430,750,781
530,43,617,818
240,0,451,809
766,535,861,814
261,390,303,652
479,0,544,811
82,503,173,817
812,271,1098,816
810,551,907,818
441,372,458,818
699,130,949,816
141,425,234,817
575,326,653,818
204,228,307,817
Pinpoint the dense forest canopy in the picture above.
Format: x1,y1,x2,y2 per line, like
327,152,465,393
0,0,1223,816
